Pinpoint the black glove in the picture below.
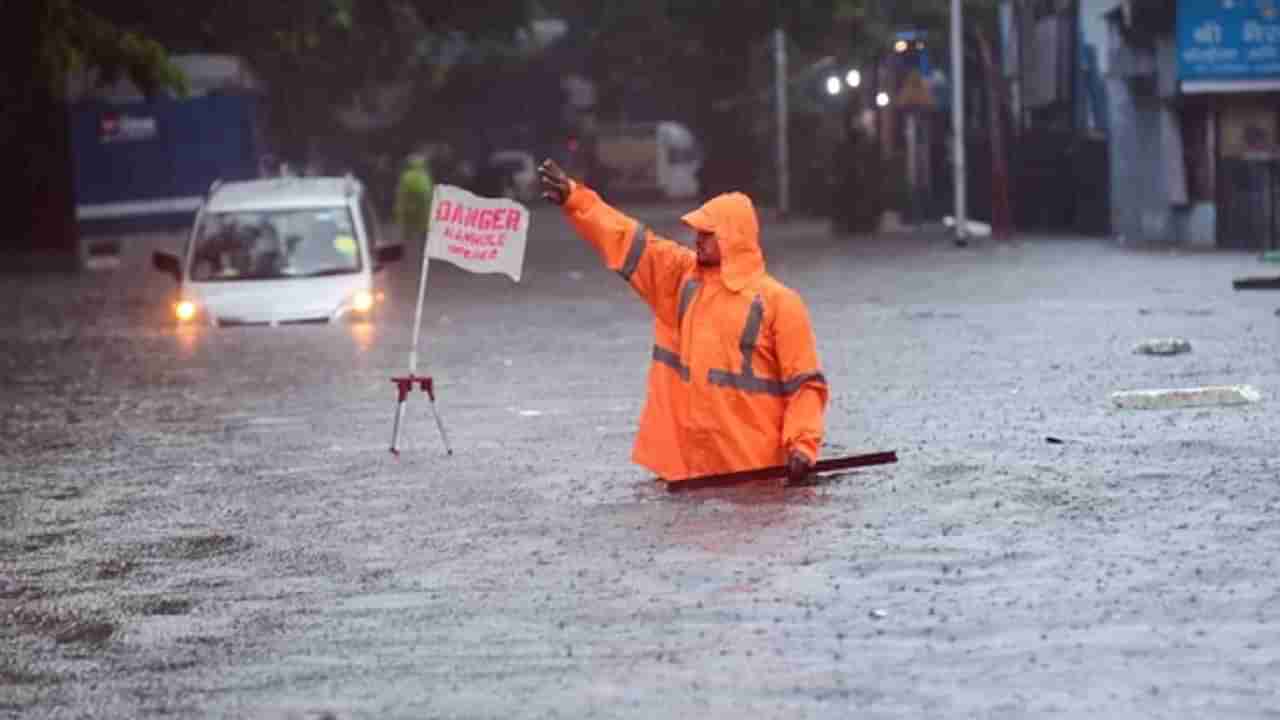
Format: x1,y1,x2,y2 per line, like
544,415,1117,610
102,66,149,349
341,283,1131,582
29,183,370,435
786,451,813,485
538,159,572,206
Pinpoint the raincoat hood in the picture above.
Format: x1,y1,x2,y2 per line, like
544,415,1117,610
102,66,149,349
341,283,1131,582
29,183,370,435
681,192,765,292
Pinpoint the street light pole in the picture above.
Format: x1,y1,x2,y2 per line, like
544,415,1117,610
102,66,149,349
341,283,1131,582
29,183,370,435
951,0,968,242
774,26,790,218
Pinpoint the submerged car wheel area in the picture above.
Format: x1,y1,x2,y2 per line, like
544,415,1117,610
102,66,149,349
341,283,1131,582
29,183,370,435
153,175,403,327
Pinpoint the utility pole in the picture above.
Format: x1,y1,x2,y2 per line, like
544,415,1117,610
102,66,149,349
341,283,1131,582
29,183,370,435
976,26,1012,239
905,112,918,222
774,26,790,218
951,0,968,243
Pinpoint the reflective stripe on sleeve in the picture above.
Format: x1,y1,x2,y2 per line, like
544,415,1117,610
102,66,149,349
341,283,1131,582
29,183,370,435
617,223,648,282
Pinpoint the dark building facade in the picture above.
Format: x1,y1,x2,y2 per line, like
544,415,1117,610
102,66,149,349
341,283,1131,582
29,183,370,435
1106,0,1280,249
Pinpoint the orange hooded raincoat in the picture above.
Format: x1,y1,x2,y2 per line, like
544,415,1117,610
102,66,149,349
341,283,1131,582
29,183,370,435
562,182,829,481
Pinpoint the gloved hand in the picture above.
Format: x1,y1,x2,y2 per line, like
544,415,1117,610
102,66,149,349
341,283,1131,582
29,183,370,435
786,450,813,485
538,159,572,205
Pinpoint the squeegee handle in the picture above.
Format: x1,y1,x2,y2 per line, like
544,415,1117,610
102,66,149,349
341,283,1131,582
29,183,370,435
665,451,898,493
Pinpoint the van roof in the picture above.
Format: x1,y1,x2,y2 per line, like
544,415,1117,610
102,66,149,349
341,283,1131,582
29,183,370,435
205,177,359,213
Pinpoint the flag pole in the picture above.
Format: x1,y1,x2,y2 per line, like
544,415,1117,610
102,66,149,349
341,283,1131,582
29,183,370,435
951,0,968,245
390,196,453,456
408,226,433,376
413,226,452,454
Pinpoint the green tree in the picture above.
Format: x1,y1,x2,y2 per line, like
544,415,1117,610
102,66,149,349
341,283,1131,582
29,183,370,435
81,0,536,166
546,1,848,200
21,0,186,102
2,1,186,265
6,0,188,167
546,0,1007,222
5,1,539,264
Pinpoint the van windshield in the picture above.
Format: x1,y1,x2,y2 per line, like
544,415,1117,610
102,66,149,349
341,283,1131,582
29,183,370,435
190,207,362,281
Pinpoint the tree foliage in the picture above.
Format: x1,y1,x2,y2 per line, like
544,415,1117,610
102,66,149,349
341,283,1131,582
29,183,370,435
4,2,189,257
6,1,542,252
835,0,1000,55
69,0,536,162
540,0,1004,208
27,0,187,99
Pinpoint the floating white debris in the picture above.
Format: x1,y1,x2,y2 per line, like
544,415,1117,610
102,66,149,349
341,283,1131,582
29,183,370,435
1111,385,1261,410
943,215,993,237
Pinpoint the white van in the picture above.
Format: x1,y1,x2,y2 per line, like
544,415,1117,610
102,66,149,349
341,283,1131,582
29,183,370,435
595,121,702,200
152,175,403,326
486,150,539,202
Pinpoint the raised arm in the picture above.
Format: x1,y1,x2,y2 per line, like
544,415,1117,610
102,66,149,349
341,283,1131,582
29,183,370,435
540,159,694,327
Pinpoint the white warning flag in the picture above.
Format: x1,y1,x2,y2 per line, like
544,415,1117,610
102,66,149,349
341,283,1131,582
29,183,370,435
426,184,529,282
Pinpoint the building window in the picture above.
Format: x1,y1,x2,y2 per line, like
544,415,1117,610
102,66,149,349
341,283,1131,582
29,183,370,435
1218,101,1279,159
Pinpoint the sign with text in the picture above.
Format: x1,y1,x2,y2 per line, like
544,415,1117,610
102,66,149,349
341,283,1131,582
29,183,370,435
1179,0,1280,89
426,185,529,282
99,112,157,143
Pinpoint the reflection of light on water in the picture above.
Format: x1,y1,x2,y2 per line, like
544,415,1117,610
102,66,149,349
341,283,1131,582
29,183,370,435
349,321,375,352
176,324,201,356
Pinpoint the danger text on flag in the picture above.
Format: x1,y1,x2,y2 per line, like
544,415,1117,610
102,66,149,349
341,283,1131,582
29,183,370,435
426,185,529,282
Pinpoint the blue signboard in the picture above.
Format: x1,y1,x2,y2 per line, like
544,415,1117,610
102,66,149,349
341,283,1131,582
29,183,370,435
70,93,265,231
1178,0,1280,88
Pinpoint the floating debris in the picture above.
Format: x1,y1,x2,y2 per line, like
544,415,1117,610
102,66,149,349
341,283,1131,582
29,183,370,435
1111,385,1261,410
1133,338,1192,356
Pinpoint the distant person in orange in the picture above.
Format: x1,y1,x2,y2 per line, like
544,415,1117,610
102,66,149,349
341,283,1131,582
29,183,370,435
539,159,828,484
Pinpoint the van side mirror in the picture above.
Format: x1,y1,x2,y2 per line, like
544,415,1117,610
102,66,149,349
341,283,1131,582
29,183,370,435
374,244,404,271
153,251,182,282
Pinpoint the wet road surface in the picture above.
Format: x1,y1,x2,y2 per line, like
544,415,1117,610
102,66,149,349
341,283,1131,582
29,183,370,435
3,207,1279,718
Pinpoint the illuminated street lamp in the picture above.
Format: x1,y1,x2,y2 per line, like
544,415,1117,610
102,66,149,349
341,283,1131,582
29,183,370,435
876,91,890,107
845,69,862,88
894,39,909,53
825,75,843,95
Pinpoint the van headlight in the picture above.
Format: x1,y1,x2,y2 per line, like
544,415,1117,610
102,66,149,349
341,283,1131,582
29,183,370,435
351,290,375,314
175,300,198,322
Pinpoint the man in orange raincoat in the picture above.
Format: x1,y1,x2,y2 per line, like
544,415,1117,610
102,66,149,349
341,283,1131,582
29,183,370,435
539,159,828,484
